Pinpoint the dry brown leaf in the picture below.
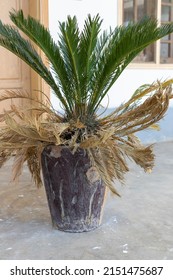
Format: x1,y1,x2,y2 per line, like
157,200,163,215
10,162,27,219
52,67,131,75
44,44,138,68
0,81,172,195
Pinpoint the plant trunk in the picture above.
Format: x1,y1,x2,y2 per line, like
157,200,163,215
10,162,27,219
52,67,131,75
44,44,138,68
41,145,106,232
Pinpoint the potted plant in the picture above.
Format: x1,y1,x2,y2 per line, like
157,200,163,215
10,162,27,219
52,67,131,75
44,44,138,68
0,10,173,232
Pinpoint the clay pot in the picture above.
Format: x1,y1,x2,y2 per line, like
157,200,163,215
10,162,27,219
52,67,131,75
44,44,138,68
41,145,106,232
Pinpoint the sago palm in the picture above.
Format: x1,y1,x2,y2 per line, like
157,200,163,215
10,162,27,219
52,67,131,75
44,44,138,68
0,10,173,195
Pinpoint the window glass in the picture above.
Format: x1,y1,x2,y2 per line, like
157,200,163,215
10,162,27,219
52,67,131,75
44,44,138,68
161,34,170,41
123,0,157,63
160,43,173,63
161,43,170,58
161,5,172,21
161,0,173,63
123,0,157,22
123,0,173,64
124,0,133,24
163,0,172,3
137,0,156,20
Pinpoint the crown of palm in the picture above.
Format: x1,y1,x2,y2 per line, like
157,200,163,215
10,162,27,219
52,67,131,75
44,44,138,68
1,10,173,122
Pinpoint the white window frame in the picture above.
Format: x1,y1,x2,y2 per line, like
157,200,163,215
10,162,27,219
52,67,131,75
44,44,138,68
117,0,173,69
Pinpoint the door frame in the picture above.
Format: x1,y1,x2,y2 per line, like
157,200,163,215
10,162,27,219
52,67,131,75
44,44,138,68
29,0,49,102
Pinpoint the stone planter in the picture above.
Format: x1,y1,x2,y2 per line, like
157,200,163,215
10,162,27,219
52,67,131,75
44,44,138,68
41,145,106,232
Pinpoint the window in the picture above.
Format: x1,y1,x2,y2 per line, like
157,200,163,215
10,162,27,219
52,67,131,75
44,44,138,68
161,0,173,63
122,0,173,64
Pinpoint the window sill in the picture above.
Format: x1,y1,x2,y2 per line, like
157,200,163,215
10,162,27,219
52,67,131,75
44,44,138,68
127,63,173,69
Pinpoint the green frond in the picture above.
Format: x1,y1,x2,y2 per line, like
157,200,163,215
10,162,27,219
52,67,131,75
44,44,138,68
0,18,70,113
58,16,82,103
1,12,173,122
9,10,72,110
78,14,102,102
87,17,173,113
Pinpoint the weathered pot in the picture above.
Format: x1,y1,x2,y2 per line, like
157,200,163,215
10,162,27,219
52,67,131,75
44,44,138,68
41,145,106,232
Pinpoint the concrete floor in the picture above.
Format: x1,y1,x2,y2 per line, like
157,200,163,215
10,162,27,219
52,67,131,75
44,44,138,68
0,141,173,260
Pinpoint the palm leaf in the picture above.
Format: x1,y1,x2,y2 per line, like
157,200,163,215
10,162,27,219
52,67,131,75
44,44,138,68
1,12,173,122
9,10,72,112
78,14,102,103
58,16,81,104
0,19,69,113
87,17,173,113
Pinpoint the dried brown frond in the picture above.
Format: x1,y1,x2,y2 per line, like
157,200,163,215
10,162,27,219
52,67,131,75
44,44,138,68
4,113,45,141
0,90,63,123
0,149,14,168
0,90,31,103
26,147,43,188
0,81,172,195
124,134,155,172
102,79,173,121
87,147,121,196
86,138,130,195
100,81,172,132
12,148,28,181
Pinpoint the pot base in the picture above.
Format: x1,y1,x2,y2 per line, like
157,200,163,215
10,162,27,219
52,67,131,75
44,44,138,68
52,219,101,233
